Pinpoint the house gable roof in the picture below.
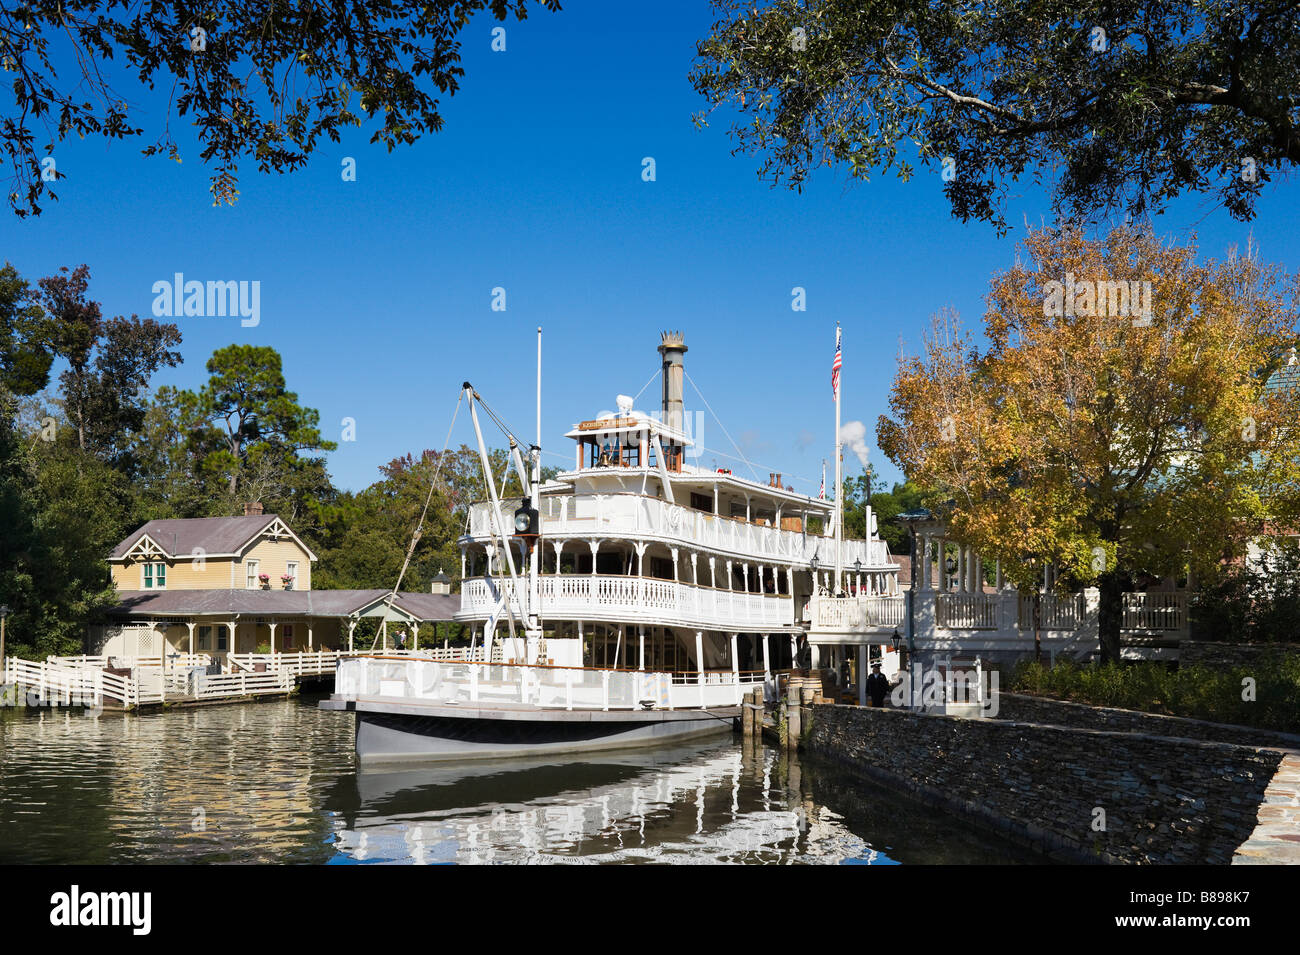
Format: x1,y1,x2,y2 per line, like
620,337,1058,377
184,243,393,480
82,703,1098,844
110,515,318,563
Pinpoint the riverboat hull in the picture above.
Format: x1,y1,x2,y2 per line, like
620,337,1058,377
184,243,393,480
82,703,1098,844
321,698,739,764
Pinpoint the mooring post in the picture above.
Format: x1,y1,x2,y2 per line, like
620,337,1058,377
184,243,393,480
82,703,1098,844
785,677,801,748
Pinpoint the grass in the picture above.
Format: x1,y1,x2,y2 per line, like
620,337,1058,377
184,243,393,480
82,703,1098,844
1008,655,1300,734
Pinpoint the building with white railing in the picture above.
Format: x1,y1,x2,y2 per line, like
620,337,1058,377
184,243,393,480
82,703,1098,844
803,512,1190,666
454,332,903,701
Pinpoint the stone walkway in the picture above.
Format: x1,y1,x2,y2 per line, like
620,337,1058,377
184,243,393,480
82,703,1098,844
1232,754,1300,864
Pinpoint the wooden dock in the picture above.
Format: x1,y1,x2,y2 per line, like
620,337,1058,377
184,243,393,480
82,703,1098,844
1,648,477,712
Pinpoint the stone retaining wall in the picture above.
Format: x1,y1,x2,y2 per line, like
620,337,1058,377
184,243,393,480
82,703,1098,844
992,693,1300,751
1179,641,1300,668
805,703,1285,864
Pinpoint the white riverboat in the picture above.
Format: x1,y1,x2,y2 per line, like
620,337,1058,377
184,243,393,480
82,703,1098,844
323,332,903,762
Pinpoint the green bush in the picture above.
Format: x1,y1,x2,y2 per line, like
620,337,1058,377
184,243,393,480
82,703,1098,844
1009,656,1300,733
1192,540,1300,642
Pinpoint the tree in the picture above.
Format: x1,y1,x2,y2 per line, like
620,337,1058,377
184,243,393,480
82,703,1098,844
0,263,53,395
178,345,337,515
877,224,1300,662
27,265,181,468
691,1,1300,234
2,0,561,216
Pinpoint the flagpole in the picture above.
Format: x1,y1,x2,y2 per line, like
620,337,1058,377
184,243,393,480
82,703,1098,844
834,323,843,596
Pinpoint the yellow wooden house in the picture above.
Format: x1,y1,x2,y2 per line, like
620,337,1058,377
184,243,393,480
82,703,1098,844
93,504,457,663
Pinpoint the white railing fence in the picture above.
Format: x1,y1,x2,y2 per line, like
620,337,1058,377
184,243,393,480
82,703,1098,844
475,495,892,570
334,657,753,712
806,594,905,632
936,593,1000,630
1122,592,1188,633
1017,593,1085,631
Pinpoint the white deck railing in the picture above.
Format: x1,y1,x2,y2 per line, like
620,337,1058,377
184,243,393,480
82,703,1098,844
470,495,891,569
459,574,794,630
1017,593,1085,631
805,594,905,633
1122,592,1188,633
936,593,1001,630
334,657,755,712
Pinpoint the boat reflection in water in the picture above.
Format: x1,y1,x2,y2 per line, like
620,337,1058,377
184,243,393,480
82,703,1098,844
325,739,1031,865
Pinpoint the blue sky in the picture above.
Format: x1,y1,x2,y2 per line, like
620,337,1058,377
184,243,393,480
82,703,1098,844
5,1,1298,496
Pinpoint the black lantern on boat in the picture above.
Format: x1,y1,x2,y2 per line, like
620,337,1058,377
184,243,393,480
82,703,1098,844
513,496,540,542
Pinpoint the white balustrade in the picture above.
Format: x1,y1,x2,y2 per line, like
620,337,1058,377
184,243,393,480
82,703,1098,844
1122,592,1188,633
805,594,906,635
334,657,757,711
936,593,1001,630
459,574,793,630
471,496,890,569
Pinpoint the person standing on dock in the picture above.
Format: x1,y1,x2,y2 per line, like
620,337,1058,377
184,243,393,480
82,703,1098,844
866,662,890,708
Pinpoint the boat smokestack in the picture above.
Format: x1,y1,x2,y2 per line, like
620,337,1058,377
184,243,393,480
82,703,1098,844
658,331,687,433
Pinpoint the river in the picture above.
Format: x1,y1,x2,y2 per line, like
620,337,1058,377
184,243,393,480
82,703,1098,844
0,695,1036,864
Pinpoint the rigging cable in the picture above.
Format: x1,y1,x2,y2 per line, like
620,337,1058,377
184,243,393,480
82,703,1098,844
371,390,464,651
684,370,763,484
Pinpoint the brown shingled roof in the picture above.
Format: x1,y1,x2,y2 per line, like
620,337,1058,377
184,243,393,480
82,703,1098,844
109,589,460,622
111,515,281,559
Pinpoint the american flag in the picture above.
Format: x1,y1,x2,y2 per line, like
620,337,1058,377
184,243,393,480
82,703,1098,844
831,326,842,398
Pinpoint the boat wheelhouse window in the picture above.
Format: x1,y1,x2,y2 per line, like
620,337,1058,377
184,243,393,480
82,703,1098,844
689,492,713,513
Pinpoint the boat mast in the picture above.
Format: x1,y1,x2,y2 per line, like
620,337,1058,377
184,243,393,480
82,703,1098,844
833,323,843,595
529,327,543,658
465,383,524,663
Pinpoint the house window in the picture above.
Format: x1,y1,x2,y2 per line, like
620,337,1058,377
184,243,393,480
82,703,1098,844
246,560,260,589
285,561,298,590
198,626,212,650
217,628,228,651
142,562,166,589
284,624,295,648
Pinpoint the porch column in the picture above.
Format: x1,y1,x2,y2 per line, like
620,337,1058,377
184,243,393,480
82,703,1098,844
268,621,277,657
857,645,867,705
919,536,930,590
762,633,771,677
726,561,733,591
552,540,565,575
786,566,794,597
730,633,739,682
589,540,600,575
186,622,196,658
696,632,704,684
348,619,356,652
307,621,314,650
707,557,714,588
226,620,237,656
638,626,645,671
790,634,798,668
670,547,680,582
412,622,419,650
742,564,749,593
461,548,467,581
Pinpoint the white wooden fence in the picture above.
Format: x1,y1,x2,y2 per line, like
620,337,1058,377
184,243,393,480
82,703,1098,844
936,593,1000,630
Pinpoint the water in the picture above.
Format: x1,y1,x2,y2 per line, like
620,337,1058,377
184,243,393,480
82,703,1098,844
0,695,1035,864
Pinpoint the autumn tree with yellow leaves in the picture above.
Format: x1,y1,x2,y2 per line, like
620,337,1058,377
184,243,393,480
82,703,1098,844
878,225,1300,663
